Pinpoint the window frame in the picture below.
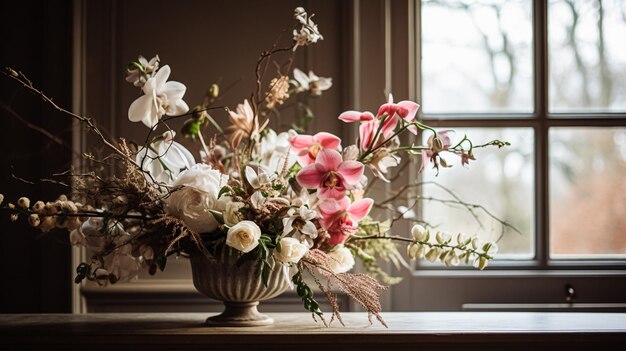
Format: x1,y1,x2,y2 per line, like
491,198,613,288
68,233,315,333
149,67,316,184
415,0,626,271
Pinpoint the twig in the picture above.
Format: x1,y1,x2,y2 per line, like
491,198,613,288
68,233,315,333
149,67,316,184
0,102,67,147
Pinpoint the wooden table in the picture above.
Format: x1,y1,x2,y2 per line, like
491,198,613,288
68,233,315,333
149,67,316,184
1,312,625,350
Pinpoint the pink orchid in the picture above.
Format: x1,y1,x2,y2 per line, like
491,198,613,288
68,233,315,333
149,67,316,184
359,119,379,150
338,110,375,123
296,149,364,200
377,94,420,135
318,197,374,245
420,130,453,173
289,132,341,166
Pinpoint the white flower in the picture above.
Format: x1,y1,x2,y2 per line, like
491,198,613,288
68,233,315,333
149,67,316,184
259,130,297,175
126,55,160,87
411,224,428,242
275,237,309,264
140,245,154,261
136,131,195,183
223,201,245,227
77,217,124,253
292,8,323,50
128,65,189,128
166,164,228,233
369,148,400,182
292,68,332,96
342,145,359,161
226,220,262,253
327,245,355,273
282,206,318,247
103,251,141,283
250,191,266,210
245,166,272,189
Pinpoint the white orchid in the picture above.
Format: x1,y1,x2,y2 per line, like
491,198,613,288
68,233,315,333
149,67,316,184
282,205,318,247
259,129,297,175
136,131,195,183
128,65,189,128
292,7,323,50
125,54,160,87
245,166,274,189
292,68,332,96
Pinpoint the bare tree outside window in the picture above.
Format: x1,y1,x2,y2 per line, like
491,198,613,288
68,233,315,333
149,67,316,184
549,0,626,111
420,0,626,261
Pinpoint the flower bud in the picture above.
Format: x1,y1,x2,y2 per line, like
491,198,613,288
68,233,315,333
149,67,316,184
411,224,428,242
9,213,18,222
407,243,417,259
27,214,40,227
69,229,83,246
473,256,489,270
208,83,219,99
66,217,82,231
482,241,498,255
140,245,155,261
39,216,56,232
445,251,460,267
32,201,45,213
456,233,469,246
425,247,440,262
57,194,68,202
0,194,3,205
435,231,451,244
17,197,30,209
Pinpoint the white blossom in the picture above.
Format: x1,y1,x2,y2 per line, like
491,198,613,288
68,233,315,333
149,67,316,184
282,206,318,247
292,68,332,96
326,245,355,273
136,131,195,183
128,65,189,128
166,164,228,233
226,220,262,253
275,237,309,264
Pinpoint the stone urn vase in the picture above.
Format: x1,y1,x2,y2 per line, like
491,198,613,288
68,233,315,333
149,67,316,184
190,246,291,326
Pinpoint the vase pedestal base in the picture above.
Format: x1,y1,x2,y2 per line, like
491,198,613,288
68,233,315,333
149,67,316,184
205,301,274,327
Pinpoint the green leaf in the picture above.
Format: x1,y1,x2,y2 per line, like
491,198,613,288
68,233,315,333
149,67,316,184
156,255,167,272
218,186,231,199
292,270,324,318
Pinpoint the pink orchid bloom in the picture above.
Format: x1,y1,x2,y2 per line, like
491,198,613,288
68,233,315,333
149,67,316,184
420,130,453,173
296,149,364,200
359,119,380,150
318,197,374,245
289,132,341,166
338,110,375,123
377,94,420,135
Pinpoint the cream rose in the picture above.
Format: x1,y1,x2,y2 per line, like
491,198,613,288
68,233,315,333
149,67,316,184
226,220,261,253
223,201,245,227
275,237,309,264
327,245,355,273
166,164,228,233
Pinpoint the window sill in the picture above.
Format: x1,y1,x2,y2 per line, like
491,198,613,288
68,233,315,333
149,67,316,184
1,312,625,350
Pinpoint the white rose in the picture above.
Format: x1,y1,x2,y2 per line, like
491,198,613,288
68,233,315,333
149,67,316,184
226,220,262,253
223,201,245,227
275,237,309,263
166,164,228,233
327,245,355,273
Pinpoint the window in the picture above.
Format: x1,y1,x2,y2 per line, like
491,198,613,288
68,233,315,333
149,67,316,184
407,0,626,310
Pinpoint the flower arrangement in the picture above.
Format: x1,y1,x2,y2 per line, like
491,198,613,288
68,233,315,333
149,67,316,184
1,7,509,326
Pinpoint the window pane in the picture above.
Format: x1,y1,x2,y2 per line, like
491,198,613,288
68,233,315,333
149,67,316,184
549,0,626,112
550,127,626,258
421,0,533,113
422,128,534,258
